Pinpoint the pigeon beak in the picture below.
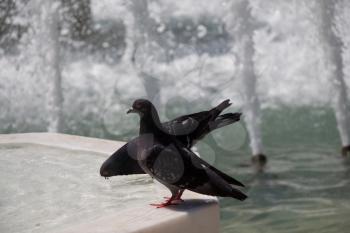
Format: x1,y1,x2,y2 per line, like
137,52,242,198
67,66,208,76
127,108,136,114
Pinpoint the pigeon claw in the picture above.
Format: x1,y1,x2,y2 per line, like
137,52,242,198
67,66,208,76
150,196,181,208
163,197,184,202
150,202,178,208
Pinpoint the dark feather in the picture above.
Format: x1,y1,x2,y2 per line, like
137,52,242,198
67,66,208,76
211,113,242,129
100,143,145,176
139,142,247,200
100,99,241,178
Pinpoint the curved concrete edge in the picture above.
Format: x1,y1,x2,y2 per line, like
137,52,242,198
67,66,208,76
58,196,219,233
0,132,124,154
0,133,220,233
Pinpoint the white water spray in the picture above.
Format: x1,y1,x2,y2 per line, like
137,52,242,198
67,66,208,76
318,0,350,150
225,0,265,159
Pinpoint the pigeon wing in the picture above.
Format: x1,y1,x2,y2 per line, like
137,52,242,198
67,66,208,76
210,113,242,129
162,112,207,136
141,143,247,201
142,144,186,186
177,147,247,200
100,143,145,176
162,99,234,139
180,147,245,187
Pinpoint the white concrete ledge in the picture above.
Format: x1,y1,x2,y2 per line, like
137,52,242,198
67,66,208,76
59,197,219,233
0,133,123,154
0,133,220,233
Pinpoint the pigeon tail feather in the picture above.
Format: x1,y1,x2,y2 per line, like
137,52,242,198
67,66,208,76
212,99,231,117
211,113,242,130
229,187,248,201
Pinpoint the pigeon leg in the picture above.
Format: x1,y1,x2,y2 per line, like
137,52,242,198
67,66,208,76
174,189,184,202
163,189,184,202
150,195,177,208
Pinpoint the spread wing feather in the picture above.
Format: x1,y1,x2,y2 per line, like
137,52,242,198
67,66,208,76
142,144,247,200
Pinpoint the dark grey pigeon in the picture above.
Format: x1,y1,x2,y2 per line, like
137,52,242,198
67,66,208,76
100,100,241,177
127,99,247,207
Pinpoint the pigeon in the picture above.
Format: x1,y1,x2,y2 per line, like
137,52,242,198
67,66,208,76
100,100,241,177
127,99,247,207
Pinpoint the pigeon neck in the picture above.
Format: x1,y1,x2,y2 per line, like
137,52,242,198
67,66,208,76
139,107,163,135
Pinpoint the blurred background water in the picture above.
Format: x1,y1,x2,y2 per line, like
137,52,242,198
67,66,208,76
219,146,350,233
1,0,350,232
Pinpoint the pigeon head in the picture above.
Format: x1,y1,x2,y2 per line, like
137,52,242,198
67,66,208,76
127,99,154,116
127,99,163,134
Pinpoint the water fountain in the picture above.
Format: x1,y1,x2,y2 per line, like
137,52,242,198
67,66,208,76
225,0,267,171
317,0,350,157
1,1,350,232
1,0,350,160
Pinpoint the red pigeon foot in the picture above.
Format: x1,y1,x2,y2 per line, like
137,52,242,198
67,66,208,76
150,201,178,208
163,197,184,203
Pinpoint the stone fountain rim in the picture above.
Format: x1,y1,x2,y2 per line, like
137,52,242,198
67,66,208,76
0,132,219,233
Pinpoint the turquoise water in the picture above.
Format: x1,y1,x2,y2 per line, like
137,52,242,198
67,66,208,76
218,147,350,233
194,107,350,233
